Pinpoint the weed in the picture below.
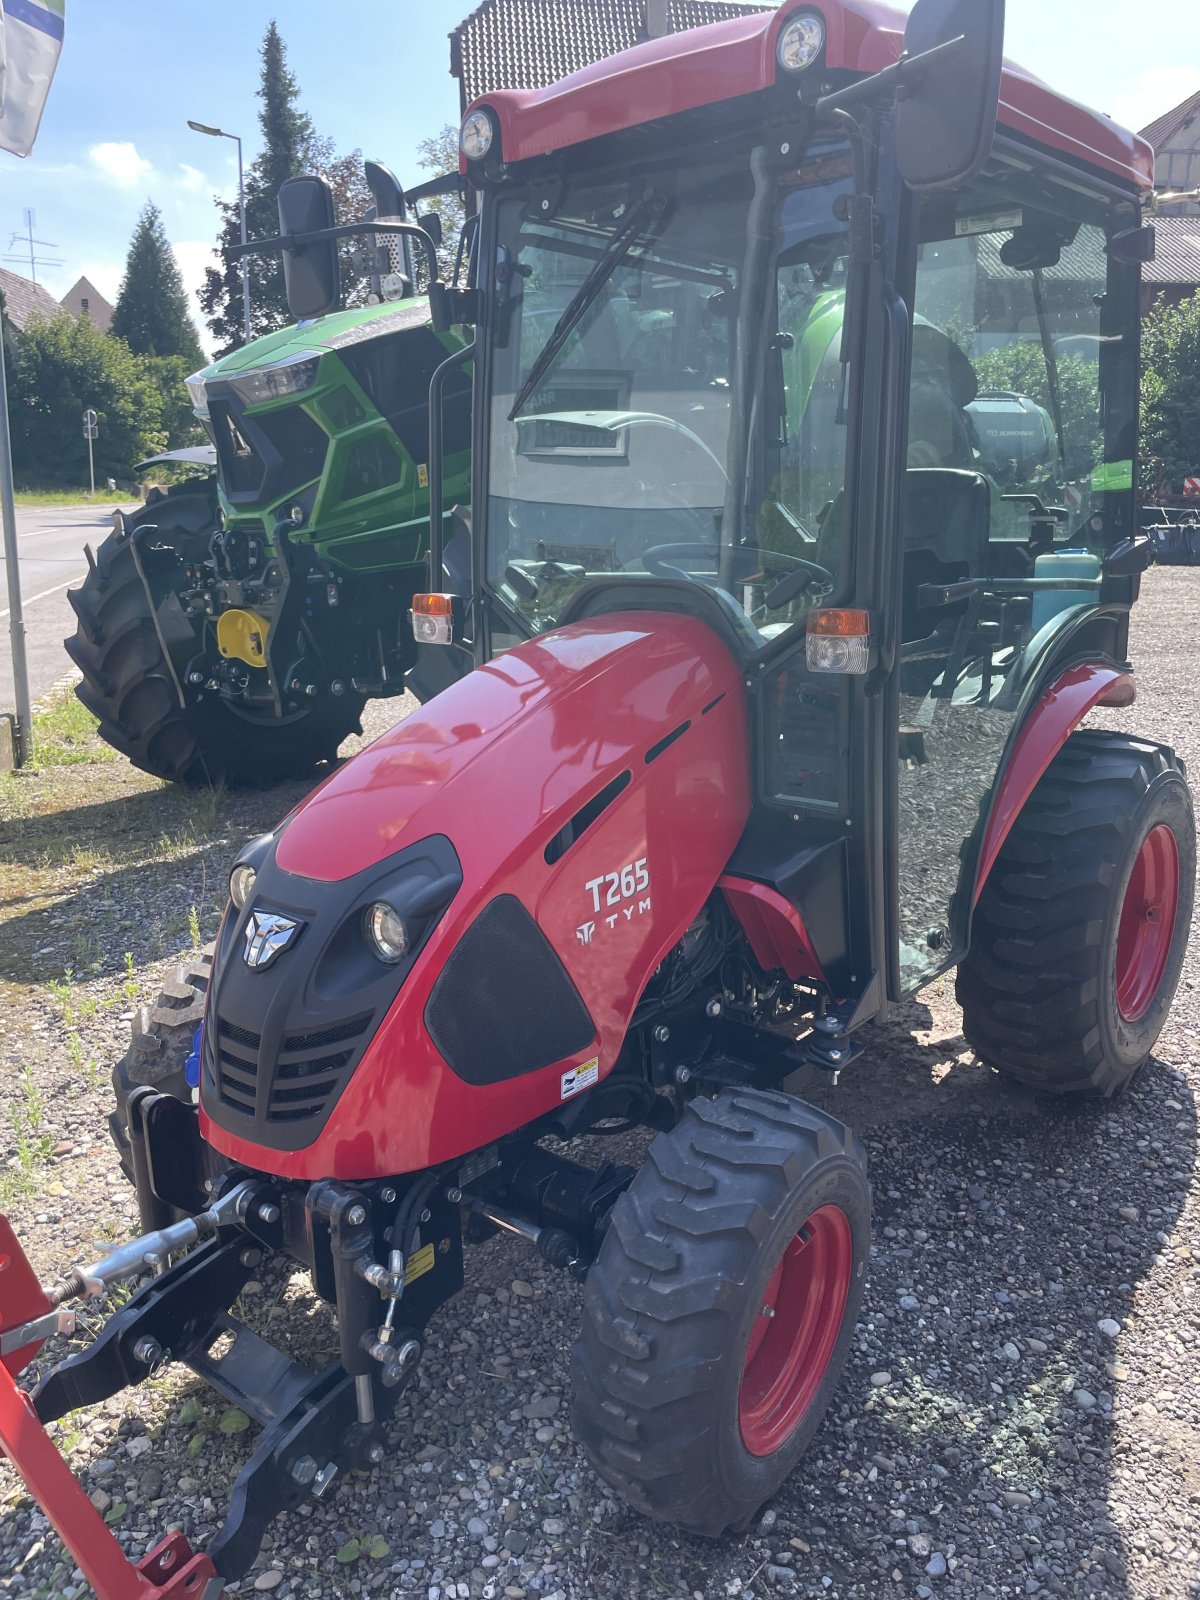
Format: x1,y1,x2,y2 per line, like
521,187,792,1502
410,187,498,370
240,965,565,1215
122,951,139,1003
188,904,201,952
7,1060,52,1177
46,969,76,1026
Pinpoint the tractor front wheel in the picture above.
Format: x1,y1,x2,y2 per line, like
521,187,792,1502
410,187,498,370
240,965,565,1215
67,488,367,788
572,1089,870,1534
958,730,1195,1095
109,946,213,1176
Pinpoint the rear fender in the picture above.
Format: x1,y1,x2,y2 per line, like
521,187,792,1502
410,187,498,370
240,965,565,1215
972,661,1133,905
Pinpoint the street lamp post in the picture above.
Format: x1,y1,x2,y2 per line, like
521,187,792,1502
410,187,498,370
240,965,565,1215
187,119,251,344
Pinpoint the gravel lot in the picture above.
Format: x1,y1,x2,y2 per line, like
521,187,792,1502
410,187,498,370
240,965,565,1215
1,568,1199,1600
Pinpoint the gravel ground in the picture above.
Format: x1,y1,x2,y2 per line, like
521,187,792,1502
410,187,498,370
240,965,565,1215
1,570,1199,1600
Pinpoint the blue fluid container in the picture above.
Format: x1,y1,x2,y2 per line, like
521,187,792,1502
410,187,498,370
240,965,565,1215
1031,549,1102,632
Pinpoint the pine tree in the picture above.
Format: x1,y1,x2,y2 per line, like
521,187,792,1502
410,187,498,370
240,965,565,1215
200,20,316,355
111,203,204,368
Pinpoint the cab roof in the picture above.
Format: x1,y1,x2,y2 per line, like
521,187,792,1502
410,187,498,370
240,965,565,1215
471,0,1154,192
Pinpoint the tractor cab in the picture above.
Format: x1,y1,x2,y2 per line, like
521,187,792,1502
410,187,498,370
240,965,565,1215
434,0,1152,1024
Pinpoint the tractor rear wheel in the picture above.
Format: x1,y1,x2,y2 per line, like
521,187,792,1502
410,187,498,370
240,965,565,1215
66,484,366,788
109,945,212,1176
572,1088,870,1534
958,730,1195,1095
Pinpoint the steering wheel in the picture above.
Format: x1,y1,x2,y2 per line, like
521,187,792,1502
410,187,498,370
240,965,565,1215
641,542,835,598
641,542,750,582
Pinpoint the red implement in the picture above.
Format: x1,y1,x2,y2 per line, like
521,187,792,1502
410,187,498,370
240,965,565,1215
0,1215,222,1600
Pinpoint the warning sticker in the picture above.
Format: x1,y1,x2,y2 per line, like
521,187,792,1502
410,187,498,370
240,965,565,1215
417,463,429,489
561,1057,599,1100
404,1242,436,1285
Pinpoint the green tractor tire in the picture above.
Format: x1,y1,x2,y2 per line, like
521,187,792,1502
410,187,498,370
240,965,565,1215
66,482,367,789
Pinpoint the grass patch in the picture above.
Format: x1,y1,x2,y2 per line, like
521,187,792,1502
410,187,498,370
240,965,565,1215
13,488,130,508
22,684,116,770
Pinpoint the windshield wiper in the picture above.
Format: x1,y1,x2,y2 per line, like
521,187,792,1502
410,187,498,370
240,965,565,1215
508,187,669,422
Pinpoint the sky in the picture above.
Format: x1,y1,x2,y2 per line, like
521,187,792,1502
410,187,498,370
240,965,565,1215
3,0,1198,359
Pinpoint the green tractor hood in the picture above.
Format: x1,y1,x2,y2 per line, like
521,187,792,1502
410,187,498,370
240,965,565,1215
189,297,470,573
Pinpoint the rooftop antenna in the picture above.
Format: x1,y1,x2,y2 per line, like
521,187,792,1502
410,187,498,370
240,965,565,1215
3,208,63,282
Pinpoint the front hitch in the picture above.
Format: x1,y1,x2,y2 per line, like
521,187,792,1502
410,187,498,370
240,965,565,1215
0,1215,224,1599
0,1149,453,1592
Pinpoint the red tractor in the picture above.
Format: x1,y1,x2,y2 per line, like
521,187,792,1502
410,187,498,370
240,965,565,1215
1,1,1194,1594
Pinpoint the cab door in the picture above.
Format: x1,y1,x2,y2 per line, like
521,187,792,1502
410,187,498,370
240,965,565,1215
892,178,1141,991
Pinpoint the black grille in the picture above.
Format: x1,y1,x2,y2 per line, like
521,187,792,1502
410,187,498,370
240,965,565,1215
220,1018,260,1049
200,833,463,1153
283,1017,371,1052
425,895,594,1086
212,1009,373,1123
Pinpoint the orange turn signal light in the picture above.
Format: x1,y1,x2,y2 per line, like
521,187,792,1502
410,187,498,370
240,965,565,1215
807,608,871,638
412,593,455,617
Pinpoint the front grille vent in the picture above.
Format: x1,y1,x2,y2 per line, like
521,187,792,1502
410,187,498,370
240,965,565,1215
214,1010,373,1124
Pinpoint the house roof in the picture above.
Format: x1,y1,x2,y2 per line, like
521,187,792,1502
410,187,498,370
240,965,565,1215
1144,215,1200,286
450,0,776,104
1140,89,1200,153
0,265,63,332
61,274,115,332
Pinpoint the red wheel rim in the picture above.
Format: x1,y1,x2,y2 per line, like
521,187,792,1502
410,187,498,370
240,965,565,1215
738,1204,853,1457
1115,823,1180,1024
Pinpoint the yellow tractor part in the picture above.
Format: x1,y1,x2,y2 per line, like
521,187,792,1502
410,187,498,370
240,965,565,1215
216,608,270,668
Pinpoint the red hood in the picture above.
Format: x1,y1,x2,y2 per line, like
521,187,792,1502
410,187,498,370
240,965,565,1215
276,612,740,883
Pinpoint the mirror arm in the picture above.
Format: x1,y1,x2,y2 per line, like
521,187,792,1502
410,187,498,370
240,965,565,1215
226,219,441,284
815,33,966,117
405,171,469,205
427,339,476,596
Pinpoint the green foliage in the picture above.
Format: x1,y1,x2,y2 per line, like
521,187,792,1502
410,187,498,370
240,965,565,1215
143,352,207,449
416,125,468,281
7,312,167,483
112,202,205,366
1141,291,1200,493
973,341,1102,477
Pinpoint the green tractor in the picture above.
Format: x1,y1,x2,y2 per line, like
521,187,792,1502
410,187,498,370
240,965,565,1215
66,164,472,788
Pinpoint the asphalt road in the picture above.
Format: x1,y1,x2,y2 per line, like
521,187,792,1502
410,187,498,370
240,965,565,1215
0,502,132,713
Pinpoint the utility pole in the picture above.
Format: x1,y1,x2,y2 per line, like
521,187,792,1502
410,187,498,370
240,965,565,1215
0,328,30,766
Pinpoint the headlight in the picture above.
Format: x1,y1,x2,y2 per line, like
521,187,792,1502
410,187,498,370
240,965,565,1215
226,352,321,408
777,12,825,72
365,902,410,963
185,371,210,417
461,108,496,162
230,863,257,910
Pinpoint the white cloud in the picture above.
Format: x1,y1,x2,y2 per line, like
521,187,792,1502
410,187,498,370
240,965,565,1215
178,163,208,193
1111,66,1200,138
88,141,154,189
173,240,219,359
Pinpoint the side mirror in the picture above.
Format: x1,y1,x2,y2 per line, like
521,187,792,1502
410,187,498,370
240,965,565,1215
277,175,340,320
896,0,1006,191
418,211,444,251
1103,535,1155,577
1108,225,1156,264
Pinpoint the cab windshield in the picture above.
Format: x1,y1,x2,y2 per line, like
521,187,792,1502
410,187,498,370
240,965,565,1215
484,148,856,642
